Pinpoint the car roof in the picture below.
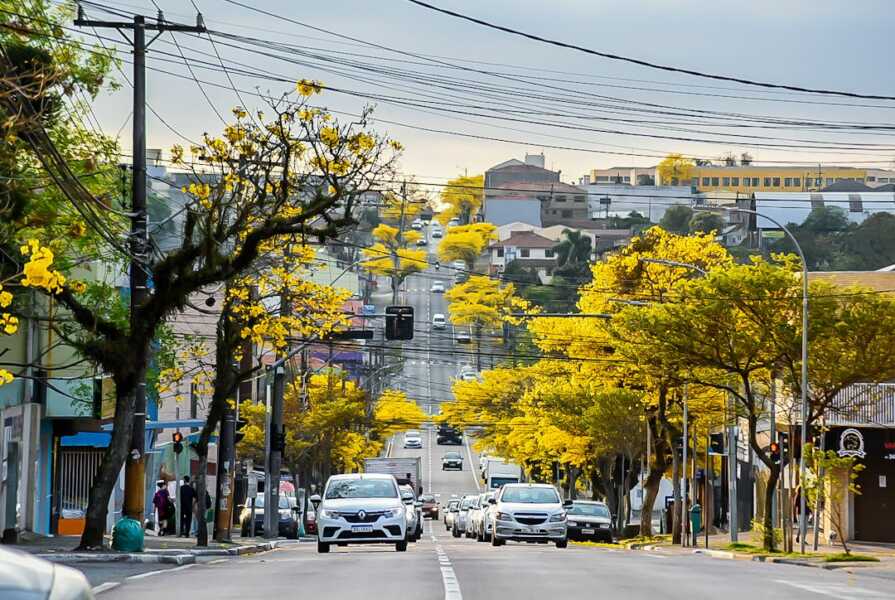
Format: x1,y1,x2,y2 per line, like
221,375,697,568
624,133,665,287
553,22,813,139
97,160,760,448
331,473,395,481
501,483,555,489
572,500,608,505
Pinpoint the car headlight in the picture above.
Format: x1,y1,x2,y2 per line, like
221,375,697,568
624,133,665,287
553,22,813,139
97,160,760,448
549,512,567,522
495,512,513,521
567,521,578,527
384,508,403,518
317,508,332,519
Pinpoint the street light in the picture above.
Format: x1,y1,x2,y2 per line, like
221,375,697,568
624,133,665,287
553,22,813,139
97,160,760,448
694,205,810,553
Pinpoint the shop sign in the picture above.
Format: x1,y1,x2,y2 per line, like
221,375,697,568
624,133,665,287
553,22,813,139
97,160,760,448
837,428,866,459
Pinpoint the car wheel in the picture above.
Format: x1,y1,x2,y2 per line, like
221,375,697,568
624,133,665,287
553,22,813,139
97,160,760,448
434,511,439,520
491,532,504,547
240,523,248,537
396,540,408,552
317,541,330,553
556,539,568,549
452,525,460,538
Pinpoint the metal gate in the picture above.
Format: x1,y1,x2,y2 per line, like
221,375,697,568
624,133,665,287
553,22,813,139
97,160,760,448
56,448,104,516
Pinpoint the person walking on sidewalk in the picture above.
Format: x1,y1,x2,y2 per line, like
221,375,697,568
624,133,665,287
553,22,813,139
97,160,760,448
152,480,173,536
179,475,197,537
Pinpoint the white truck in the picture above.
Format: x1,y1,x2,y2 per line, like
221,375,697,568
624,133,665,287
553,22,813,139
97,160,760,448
482,458,522,490
364,457,422,496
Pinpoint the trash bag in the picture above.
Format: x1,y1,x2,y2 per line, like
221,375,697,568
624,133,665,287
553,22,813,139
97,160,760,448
112,517,145,552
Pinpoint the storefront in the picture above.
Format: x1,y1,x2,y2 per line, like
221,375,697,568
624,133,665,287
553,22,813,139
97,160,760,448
825,427,895,543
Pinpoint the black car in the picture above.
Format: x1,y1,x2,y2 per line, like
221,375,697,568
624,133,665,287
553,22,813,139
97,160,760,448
442,451,463,471
238,494,300,539
566,501,613,543
437,424,462,445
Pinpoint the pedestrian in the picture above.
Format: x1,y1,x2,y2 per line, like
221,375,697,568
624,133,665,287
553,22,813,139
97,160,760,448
179,475,197,537
152,480,172,536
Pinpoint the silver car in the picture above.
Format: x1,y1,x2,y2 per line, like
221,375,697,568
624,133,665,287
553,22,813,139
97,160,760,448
444,499,460,531
489,483,570,548
470,491,496,542
451,494,477,538
0,547,94,599
313,473,409,553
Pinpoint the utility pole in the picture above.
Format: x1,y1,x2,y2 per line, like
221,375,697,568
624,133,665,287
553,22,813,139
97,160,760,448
213,361,239,542
728,394,739,543
74,5,206,535
681,386,689,547
391,182,408,304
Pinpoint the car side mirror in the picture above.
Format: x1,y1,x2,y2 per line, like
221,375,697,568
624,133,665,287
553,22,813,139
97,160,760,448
488,498,497,505
563,499,573,508
309,494,321,507
414,501,423,508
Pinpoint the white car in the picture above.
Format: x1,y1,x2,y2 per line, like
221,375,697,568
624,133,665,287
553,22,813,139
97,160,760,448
432,313,447,330
312,473,409,553
448,218,460,227
431,281,445,293
399,485,423,542
460,370,479,382
444,498,460,530
0,547,94,599
411,218,423,230
455,329,471,343
451,494,478,538
431,227,443,238
469,491,496,541
489,483,570,548
403,430,422,449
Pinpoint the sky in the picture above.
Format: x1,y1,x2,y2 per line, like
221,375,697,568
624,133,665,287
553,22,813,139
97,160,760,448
84,0,895,184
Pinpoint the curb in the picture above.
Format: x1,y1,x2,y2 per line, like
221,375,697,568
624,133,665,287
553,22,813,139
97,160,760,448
692,548,738,560
36,553,196,565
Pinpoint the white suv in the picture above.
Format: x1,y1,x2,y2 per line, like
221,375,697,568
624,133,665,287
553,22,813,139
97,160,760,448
489,483,570,548
313,473,408,553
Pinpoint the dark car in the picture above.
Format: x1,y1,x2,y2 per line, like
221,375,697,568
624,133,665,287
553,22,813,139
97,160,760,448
442,451,463,471
437,424,462,445
239,494,299,539
566,500,613,543
420,494,439,519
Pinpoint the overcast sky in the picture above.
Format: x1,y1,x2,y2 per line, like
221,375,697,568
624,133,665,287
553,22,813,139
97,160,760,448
88,0,895,183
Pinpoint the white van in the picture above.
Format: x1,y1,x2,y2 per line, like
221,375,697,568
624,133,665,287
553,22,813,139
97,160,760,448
432,314,447,330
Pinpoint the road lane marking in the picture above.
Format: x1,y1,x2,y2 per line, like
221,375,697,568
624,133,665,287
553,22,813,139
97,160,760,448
208,558,229,564
127,569,169,581
92,582,120,595
434,543,463,600
464,433,482,492
776,580,888,599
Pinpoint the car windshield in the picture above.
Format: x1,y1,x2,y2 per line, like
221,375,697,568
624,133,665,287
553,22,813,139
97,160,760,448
444,452,461,458
500,487,560,504
420,494,435,502
568,503,611,517
405,431,420,437
460,497,475,509
448,500,459,510
252,495,291,509
324,478,398,499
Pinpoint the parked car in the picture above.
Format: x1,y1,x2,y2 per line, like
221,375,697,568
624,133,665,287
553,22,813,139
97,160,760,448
488,483,570,548
305,506,317,535
0,547,94,600
452,494,477,537
477,492,496,542
400,484,423,542
444,498,460,530
420,494,439,519
313,473,409,553
466,494,484,539
468,492,496,541
566,500,613,542
403,430,422,449
431,281,445,293
432,313,447,330
442,451,463,470
239,493,299,538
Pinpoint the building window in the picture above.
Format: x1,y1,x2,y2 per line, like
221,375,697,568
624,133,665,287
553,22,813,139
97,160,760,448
711,177,719,186
520,248,530,258
702,177,710,186
826,178,834,185
849,194,863,213
555,195,566,202
763,177,772,187
867,176,876,182
743,178,750,187
731,177,740,186
784,178,792,187
623,176,630,182
596,176,609,182
545,248,555,258
752,177,760,186
772,177,781,187
856,178,865,183
561,209,573,218
722,177,730,186
496,247,504,257
793,178,801,187
881,178,890,183
574,195,585,203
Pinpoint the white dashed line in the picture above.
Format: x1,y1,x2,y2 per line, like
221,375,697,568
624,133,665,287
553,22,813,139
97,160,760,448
435,543,463,600
127,569,169,581
92,582,120,595
208,558,229,565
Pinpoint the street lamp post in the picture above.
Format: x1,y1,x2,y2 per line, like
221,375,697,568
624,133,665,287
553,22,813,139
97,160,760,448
694,205,810,553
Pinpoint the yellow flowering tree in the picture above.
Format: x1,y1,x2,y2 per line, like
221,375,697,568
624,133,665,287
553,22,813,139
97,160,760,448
437,222,495,270
363,223,427,303
438,174,484,225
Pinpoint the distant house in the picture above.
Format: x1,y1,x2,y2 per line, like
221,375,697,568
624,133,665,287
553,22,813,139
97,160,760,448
483,154,562,227
488,231,557,280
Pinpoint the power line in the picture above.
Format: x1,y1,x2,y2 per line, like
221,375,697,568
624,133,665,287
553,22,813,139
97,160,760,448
405,0,895,101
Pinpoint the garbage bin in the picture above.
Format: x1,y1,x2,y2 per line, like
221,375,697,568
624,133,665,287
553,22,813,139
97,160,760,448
689,504,702,545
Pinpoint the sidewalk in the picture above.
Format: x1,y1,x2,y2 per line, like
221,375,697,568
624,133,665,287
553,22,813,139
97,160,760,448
8,531,309,564
634,531,895,572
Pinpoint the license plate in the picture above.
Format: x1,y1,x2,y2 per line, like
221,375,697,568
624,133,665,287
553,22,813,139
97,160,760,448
582,528,595,535
351,525,373,533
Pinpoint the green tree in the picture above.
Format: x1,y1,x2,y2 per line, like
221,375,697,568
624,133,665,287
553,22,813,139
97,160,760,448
659,205,694,235
688,212,725,235
553,229,592,283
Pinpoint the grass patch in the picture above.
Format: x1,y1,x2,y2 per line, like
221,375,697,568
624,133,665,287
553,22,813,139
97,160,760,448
724,543,820,558
823,553,880,563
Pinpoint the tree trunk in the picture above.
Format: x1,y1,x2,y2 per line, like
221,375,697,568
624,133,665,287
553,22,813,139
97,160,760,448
640,464,664,537
78,379,136,550
762,464,781,551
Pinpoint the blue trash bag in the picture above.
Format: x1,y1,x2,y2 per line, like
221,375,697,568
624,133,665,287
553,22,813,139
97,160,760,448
112,517,145,552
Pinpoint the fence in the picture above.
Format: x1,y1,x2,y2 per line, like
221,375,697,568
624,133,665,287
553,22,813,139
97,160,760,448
826,383,895,427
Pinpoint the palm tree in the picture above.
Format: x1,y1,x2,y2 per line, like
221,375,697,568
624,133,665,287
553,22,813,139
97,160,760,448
554,229,592,270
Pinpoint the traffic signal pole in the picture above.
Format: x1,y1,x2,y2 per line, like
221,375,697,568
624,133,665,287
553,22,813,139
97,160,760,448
74,6,206,534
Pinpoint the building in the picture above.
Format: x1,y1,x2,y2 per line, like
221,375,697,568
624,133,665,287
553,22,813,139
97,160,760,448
582,183,696,223
586,166,658,186
483,154,561,227
488,231,557,280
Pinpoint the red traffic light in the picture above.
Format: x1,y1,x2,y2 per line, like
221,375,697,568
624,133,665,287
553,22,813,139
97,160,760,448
769,442,780,453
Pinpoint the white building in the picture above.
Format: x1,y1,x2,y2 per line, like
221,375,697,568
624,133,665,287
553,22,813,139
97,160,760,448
488,231,557,280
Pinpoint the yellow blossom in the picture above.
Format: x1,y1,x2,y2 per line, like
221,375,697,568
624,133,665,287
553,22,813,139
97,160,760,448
0,369,13,386
296,79,323,96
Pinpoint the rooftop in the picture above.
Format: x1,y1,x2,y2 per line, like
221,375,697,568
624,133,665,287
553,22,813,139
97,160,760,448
490,230,556,249
807,271,895,296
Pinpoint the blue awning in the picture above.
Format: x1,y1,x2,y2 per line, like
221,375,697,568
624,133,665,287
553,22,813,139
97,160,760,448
60,432,111,448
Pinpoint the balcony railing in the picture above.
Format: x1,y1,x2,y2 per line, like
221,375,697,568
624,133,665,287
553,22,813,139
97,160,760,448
825,383,895,427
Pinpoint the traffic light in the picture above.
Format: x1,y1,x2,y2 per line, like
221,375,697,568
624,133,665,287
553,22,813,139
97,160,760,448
234,418,247,444
769,441,781,464
779,431,791,463
709,433,724,455
385,306,414,340
172,431,184,454
272,428,286,453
